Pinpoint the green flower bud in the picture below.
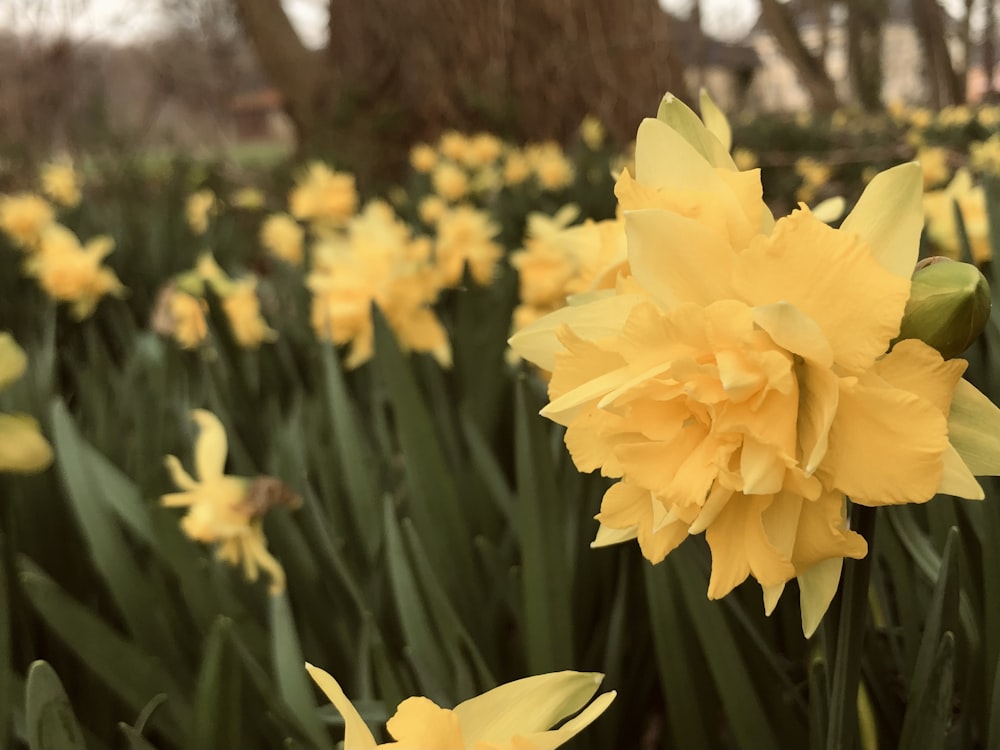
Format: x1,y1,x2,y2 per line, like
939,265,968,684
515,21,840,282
894,257,991,359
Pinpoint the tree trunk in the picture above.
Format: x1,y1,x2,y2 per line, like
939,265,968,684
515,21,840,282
846,0,886,111
910,0,964,107
759,0,840,112
985,0,997,99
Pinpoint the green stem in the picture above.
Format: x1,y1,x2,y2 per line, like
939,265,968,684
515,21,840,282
825,502,878,750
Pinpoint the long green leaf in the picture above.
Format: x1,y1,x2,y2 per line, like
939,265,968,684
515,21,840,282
24,661,86,750
191,618,241,750
0,532,11,746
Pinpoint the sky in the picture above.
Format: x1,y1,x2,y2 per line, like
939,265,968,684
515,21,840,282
0,0,764,47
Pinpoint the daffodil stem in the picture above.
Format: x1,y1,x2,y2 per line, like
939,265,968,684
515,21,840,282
825,502,877,750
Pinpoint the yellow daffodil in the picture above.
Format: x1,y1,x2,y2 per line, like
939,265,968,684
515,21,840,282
580,115,606,150
794,156,832,204
288,162,358,228
439,131,470,163
230,186,265,210
163,410,289,593
306,664,615,749
410,143,438,173
165,290,209,350
39,160,82,208
509,92,1000,636
186,189,217,236
0,333,53,474
260,212,305,266
528,142,575,191
221,277,277,349
25,224,125,319
464,132,503,169
432,162,469,203
0,193,55,251
434,204,502,287
418,195,447,226
503,150,531,187
732,148,758,171
923,168,990,264
917,146,952,189
307,201,450,368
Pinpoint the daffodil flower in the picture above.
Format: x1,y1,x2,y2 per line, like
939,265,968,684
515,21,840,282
305,664,615,749
0,333,53,474
509,92,1000,636
162,410,287,593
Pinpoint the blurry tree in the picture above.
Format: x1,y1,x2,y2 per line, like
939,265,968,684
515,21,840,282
758,0,840,112
846,0,886,110
911,0,964,106
229,0,690,181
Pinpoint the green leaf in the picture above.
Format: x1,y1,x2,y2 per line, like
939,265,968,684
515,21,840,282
988,648,1000,749
899,633,956,750
270,593,334,750
947,378,1000,475
513,379,574,674
17,558,189,740
899,528,960,750
191,618,241,750
320,343,381,562
24,661,85,750
808,655,829,750
0,533,11,746
117,724,159,750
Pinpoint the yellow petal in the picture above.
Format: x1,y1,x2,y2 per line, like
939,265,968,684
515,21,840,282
191,409,227,482
304,664,377,749
595,481,688,563
947,378,1000,475
164,454,198,491
796,362,840,475
790,490,867,569
655,92,735,170
811,196,846,224
840,162,923,279
455,671,603,744
590,523,638,548
699,88,732,153
798,557,844,638
624,208,735,309
0,413,53,473
733,208,911,373
825,378,948,505
507,293,643,372
0,333,27,391
752,302,833,367
385,697,464,748
876,339,966,416
508,690,616,750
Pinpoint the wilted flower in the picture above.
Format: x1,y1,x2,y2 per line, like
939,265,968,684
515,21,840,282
0,193,55,250
39,160,82,208
923,168,990,264
306,664,615,750
26,224,125,319
163,410,292,593
0,333,53,474
434,204,503,286
260,213,304,266
510,93,1000,636
289,162,358,228
186,189,217,236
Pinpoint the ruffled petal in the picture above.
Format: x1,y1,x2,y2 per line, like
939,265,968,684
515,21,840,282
191,410,228,482
304,664,378,749
385,697,464,748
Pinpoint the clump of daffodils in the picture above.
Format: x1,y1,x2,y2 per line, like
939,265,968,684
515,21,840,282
794,156,833,204
162,410,294,593
307,201,450,369
24,224,126,319
923,168,990,264
509,92,1000,636
306,664,615,749
0,334,53,474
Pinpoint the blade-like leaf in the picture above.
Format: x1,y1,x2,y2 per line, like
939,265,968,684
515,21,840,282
24,661,85,750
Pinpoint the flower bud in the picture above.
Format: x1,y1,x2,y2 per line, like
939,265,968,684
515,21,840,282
894,257,991,359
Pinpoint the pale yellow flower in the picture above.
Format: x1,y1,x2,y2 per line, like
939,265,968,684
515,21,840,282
26,224,125,319
503,150,531,186
260,213,304,266
288,162,358,228
510,94,1000,636
0,333,53,474
529,142,575,191
418,195,447,226
917,146,952,189
439,131,470,163
306,664,615,750
923,169,991,264
432,162,469,202
230,187,266,210
464,132,503,168
410,143,438,173
794,156,832,204
39,160,82,208
168,291,209,350
970,135,1000,176
186,189,217,236
580,115,606,149
733,148,758,171
162,410,288,593
221,277,276,349
0,193,55,250
434,204,503,287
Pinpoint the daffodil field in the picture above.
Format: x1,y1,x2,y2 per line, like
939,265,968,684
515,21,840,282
6,94,1000,749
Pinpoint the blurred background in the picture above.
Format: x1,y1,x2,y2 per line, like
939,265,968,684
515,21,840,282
0,0,993,183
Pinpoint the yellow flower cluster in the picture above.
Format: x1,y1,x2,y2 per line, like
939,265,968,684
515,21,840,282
0,333,53,474
923,169,990,264
970,134,1000,176
163,410,291,593
288,162,358,229
307,201,450,368
510,93,999,636
306,664,614,750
